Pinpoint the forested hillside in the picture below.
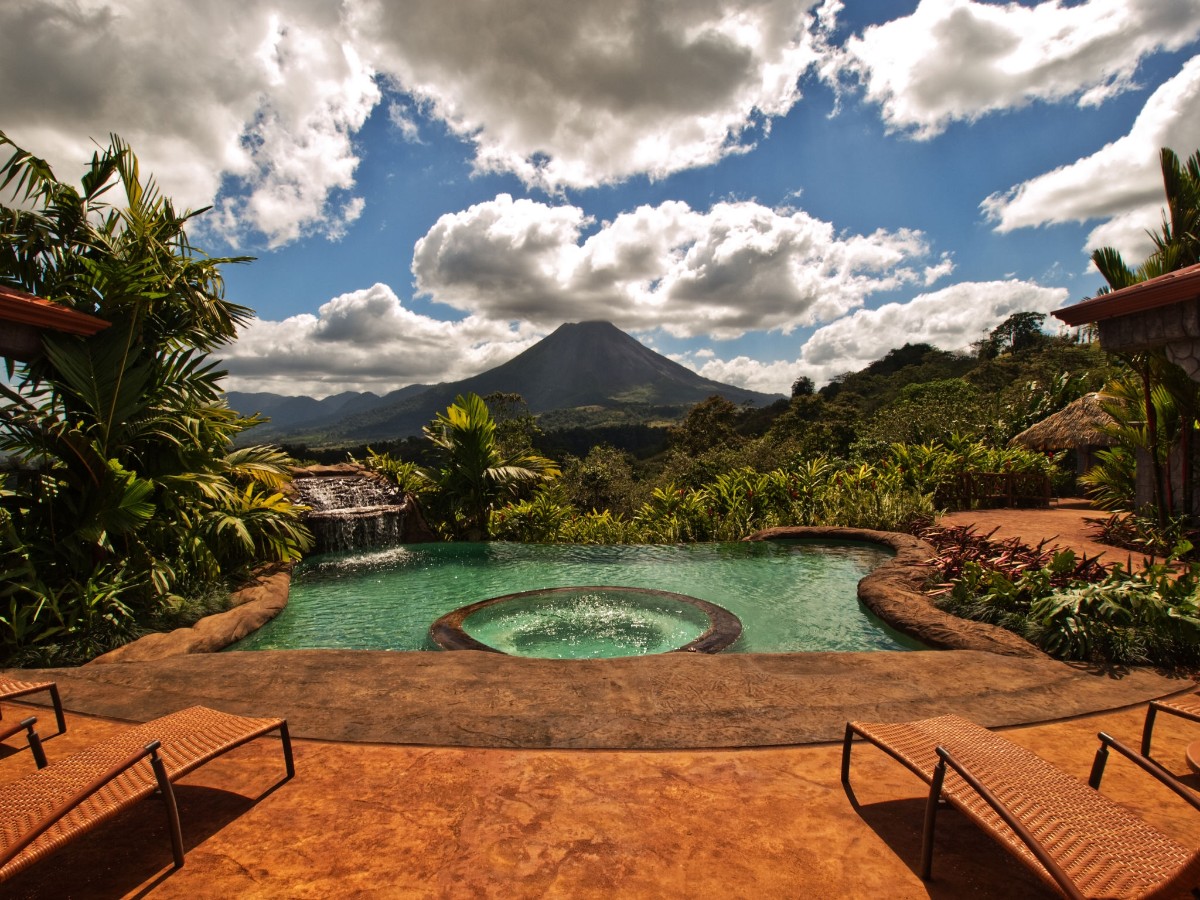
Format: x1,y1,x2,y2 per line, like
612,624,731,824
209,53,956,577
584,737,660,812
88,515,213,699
287,314,1120,489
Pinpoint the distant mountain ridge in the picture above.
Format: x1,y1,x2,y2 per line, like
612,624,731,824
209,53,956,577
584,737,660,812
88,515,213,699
227,321,782,443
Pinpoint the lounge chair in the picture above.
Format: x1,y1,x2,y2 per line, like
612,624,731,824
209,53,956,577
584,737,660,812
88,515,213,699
842,713,1200,899
0,678,65,735
0,705,293,882
1143,691,1200,758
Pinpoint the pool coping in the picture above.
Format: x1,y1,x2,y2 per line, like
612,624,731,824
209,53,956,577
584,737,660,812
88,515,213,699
430,585,744,655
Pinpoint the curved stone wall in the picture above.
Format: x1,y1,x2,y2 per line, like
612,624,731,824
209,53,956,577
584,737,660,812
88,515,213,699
87,566,292,665
743,526,1045,659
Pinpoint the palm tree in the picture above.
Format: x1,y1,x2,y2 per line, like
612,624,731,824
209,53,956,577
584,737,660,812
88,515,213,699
0,132,311,663
421,393,560,540
1089,147,1200,522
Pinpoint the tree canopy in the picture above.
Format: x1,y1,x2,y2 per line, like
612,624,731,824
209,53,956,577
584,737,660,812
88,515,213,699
0,131,311,664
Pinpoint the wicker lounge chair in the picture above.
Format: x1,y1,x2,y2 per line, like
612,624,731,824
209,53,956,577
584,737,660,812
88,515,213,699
842,713,1200,899
1143,691,1200,758
0,678,65,735
0,705,293,882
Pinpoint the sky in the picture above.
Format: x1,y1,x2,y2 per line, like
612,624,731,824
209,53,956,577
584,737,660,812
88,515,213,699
5,0,1200,399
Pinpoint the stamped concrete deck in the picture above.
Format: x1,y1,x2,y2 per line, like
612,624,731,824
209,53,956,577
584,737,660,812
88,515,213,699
3,648,1187,749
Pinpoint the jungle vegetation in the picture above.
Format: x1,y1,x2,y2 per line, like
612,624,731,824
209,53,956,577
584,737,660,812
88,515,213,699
0,132,312,666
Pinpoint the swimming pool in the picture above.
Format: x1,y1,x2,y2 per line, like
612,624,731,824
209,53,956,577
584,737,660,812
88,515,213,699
230,539,925,654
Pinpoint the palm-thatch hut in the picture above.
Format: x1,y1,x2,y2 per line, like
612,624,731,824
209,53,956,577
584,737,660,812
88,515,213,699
1009,392,1116,480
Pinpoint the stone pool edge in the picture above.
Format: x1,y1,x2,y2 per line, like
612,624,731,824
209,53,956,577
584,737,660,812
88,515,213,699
87,565,293,665
91,526,1044,664
743,526,1045,659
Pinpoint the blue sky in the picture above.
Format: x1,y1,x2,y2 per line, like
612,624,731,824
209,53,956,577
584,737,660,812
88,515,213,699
5,0,1200,397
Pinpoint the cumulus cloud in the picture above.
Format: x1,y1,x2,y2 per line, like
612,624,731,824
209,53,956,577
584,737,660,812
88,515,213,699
0,0,842,241
221,283,539,396
686,279,1071,393
844,0,1200,138
225,192,951,395
224,273,1071,397
982,53,1200,260
0,0,376,248
357,0,830,189
413,194,937,339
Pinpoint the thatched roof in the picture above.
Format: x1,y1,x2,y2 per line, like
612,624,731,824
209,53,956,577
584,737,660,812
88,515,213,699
1009,392,1117,451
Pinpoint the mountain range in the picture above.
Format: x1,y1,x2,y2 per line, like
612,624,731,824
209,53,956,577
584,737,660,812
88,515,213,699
226,321,782,443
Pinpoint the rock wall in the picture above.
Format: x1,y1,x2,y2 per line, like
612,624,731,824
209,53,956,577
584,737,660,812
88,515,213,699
744,526,1045,659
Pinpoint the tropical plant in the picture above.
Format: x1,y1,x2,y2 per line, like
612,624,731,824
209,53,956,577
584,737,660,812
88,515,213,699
420,393,560,540
922,521,1200,668
356,448,430,495
1088,146,1200,523
0,132,311,664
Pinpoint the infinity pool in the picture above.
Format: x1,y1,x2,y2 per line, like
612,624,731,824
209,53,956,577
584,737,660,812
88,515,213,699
230,540,925,654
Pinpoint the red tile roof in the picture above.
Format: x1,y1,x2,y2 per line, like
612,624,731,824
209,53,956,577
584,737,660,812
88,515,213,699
0,283,110,335
1053,262,1200,326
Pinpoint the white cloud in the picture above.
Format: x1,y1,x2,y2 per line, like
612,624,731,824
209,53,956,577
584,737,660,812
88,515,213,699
690,355,801,396
687,279,1070,393
224,273,1072,398
413,194,935,339
844,0,1200,138
982,53,1200,260
220,283,539,396
0,0,842,240
0,1,376,248
357,0,829,190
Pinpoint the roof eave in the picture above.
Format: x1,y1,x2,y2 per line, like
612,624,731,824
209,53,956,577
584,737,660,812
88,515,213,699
1053,263,1200,327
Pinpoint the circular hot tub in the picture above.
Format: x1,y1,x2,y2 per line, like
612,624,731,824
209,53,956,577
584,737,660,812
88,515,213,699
430,586,742,659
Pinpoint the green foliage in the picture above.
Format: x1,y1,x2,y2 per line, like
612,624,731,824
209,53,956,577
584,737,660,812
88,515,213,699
490,487,575,542
667,395,744,456
420,393,560,539
491,455,937,544
1079,447,1136,511
974,312,1051,360
818,343,976,415
356,448,429,494
0,132,312,664
1088,509,1196,559
482,391,542,454
858,380,990,446
559,445,642,517
940,553,1200,669
879,436,1060,510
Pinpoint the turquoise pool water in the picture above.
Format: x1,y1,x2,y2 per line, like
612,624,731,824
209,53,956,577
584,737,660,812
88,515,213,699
230,540,924,654
450,587,729,658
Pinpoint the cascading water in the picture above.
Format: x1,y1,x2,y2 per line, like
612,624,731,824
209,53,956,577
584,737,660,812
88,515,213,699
292,470,430,552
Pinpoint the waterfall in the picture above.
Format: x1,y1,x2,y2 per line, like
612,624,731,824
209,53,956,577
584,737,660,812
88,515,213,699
292,472,425,553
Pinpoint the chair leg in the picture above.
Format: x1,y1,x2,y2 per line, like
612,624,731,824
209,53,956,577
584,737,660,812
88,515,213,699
1142,703,1160,758
921,757,948,881
46,684,66,736
23,719,47,770
840,724,856,789
278,721,295,780
148,742,185,870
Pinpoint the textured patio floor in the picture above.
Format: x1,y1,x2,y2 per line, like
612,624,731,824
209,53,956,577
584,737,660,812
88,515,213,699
1,648,1188,748
2,699,1200,899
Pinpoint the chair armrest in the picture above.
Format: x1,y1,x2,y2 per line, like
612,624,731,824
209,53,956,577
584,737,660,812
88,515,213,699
0,717,47,769
932,747,1084,900
1090,732,1200,812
